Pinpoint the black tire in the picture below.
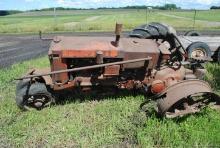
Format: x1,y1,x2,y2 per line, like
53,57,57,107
129,29,151,38
186,42,212,59
16,80,54,110
129,22,176,39
129,22,177,49
184,30,201,36
16,79,31,109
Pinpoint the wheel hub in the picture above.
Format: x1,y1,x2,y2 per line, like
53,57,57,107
191,48,206,58
26,95,51,110
34,101,43,108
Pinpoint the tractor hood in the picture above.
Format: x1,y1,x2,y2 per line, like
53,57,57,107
48,36,160,60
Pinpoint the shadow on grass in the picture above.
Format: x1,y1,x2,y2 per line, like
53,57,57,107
53,86,220,124
54,86,145,105
51,87,149,146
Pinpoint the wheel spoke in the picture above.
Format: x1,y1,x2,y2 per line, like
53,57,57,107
164,96,220,118
166,106,200,118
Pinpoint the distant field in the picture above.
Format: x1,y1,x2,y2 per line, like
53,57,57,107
166,10,220,22
0,9,220,34
0,57,220,147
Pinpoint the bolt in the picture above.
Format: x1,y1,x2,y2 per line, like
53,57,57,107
34,102,43,108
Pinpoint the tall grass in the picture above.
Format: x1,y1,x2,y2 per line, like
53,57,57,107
205,63,220,94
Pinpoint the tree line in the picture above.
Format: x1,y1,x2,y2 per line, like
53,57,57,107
27,4,180,12
1,4,219,16
0,10,21,16
210,6,220,9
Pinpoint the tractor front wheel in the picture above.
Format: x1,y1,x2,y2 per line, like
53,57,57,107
16,80,55,110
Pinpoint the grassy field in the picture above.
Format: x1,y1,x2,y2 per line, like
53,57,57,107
0,9,220,34
0,56,220,147
166,10,220,22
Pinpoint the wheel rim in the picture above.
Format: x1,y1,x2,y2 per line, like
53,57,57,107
24,94,53,110
165,95,220,118
191,48,207,58
156,80,218,118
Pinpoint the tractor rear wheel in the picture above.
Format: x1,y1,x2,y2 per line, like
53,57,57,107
16,80,55,110
158,94,220,118
129,22,177,49
130,22,177,38
156,80,220,118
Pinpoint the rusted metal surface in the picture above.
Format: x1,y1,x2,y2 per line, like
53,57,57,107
96,51,104,64
16,57,152,80
156,80,214,118
143,66,186,88
49,36,160,64
104,65,120,76
151,80,166,94
51,57,68,84
32,68,52,85
114,23,123,47
115,23,123,36
49,36,120,58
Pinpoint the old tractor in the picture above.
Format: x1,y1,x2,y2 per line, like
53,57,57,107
16,23,220,118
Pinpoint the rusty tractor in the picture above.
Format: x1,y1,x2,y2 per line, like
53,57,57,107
16,23,220,118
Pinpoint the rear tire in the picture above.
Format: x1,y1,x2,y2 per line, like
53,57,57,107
129,29,151,38
130,22,176,39
129,22,177,49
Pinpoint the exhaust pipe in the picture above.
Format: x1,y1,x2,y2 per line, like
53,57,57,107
114,23,123,47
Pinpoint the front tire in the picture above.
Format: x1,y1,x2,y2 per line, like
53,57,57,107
16,80,54,110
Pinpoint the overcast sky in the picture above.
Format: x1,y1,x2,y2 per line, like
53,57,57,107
0,0,219,10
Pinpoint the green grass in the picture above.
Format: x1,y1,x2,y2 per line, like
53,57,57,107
0,9,220,34
0,57,220,147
